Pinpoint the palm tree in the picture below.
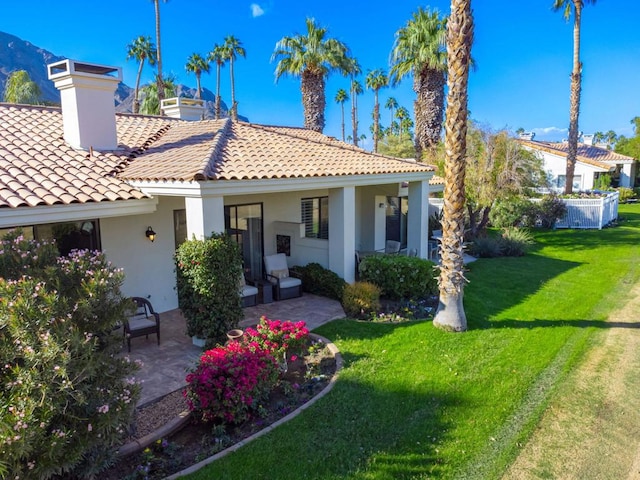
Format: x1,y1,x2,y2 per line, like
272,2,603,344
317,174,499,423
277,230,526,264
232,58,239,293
385,97,399,130
390,7,448,160
604,130,617,146
151,0,168,105
223,35,246,121
140,75,176,115
335,89,349,141
208,44,227,119
350,79,363,146
593,131,604,144
3,70,41,104
126,36,157,114
395,106,411,139
272,17,353,133
553,0,596,194
365,69,389,153
433,0,474,333
185,53,210,99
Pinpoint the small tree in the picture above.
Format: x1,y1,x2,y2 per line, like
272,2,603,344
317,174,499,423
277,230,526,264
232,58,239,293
175,233,244,343
0,231,140,479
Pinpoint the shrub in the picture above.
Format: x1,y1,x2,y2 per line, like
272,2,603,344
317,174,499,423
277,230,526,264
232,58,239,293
175,233,244,343
617,187,635,203
243,317,310,359
490,197,538,228
342,281,381,319
358,255,437,300
499,227,534,257
469,236,502,258
0,232,140,479
184,342,279,424
292,263,346,301
537,194,568,228
593,173,612,190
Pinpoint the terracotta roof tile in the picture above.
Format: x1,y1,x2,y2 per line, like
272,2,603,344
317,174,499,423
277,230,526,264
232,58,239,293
519,139,634,168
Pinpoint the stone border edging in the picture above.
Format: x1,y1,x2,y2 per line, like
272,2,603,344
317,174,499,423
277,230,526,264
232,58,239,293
164,333,342,479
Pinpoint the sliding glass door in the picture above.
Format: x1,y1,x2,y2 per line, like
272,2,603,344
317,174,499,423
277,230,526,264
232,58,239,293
225,203,263,280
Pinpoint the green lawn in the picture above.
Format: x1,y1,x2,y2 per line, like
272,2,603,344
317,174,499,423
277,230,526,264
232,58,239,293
184,204,640,480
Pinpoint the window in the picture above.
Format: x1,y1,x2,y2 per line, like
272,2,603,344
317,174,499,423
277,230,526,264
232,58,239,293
0,221,100,256
557,175,581,190
174,209,187,249
301,197,329,240
385,196,408,248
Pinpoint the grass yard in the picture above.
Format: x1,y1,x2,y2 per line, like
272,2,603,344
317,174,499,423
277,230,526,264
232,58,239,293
183,204,640,480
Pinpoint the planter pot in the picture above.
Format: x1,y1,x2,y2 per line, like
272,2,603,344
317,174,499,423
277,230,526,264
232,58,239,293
192,336,206,348
226,329,244,342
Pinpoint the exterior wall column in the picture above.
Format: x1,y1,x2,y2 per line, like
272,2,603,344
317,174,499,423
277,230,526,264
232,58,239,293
620,164,632,188
329,186,356,283
407,180,429,258
184,196,225,240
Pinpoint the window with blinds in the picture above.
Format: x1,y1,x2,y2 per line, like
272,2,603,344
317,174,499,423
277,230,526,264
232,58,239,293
301,196,329,239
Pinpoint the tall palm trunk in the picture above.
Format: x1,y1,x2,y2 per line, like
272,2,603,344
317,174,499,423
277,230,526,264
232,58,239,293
215,64,221,119
340,103,346,141
373,90,380,152
414,68,446,161
154,0,165,106
351,87,358,146
195,73,202,99
230,58,238,121
133,59,145,114
301,69,326,132
564,2,582,194
433,0,473,333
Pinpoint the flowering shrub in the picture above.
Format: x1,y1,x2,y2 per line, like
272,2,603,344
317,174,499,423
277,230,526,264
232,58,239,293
0,230,140,479
184,342,279,424
244,317,310,359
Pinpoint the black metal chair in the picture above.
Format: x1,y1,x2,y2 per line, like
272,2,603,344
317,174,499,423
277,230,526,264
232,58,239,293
124,297,160,352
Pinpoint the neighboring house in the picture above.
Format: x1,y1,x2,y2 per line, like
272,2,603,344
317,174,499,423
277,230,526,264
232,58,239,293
520,137,637,191
0,59,435,313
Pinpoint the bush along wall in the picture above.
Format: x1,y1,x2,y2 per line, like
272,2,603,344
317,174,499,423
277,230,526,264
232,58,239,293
175,233,244,344
292,262,347,301
359,255,438,300
0,230,140,479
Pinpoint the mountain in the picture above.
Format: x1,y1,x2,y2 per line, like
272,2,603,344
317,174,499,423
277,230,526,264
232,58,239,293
0,31,245,121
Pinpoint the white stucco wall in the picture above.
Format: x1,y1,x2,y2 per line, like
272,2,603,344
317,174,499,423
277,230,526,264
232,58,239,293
101,196,185,313
530,149,607,192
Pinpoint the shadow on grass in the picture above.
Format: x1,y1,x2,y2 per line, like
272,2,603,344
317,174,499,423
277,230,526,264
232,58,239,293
195,377,463,480
489,318,640,330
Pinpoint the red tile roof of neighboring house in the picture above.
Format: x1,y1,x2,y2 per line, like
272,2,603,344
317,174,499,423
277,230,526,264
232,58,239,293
0,104,434,209
519,139,634,170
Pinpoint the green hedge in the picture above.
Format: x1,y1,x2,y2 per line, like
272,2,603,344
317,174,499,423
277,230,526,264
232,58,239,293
359,255,438,300
292,262,346,301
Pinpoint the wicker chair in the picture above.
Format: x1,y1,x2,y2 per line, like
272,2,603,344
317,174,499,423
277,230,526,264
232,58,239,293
124,297,160,352
264,253,302,300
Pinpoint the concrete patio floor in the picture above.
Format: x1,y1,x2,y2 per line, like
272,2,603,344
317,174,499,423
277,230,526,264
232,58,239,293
122,293,345,406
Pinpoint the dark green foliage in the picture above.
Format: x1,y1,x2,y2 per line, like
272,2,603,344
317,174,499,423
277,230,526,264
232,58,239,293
342,281,381,318
175,233,244,343
358,255,437,300
499,227,534,257
537,194,568,228
292,262,346,301
0,231,140,479
490,197,538,228
469,236,503,258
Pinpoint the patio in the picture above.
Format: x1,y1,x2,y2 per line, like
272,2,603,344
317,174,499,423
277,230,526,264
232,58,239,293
123,293,346,406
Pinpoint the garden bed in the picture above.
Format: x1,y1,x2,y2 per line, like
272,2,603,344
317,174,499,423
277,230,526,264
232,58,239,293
102,336,337,479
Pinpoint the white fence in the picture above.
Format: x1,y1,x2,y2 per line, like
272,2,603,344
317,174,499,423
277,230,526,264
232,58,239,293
427,191,619,230
554,191,619,229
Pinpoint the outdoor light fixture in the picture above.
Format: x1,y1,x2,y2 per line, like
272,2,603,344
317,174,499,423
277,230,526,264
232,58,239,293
145,226,156,242
379,202,386,209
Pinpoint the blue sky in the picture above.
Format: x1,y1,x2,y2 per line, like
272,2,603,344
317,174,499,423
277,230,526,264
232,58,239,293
1,1,638,146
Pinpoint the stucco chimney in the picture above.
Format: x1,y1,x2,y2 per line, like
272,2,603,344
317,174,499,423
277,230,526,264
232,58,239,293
161,97,205,121
582,133,594,146
48,59,122,151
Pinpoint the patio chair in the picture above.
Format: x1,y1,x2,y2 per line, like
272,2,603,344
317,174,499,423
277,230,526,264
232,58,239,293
264,253,302,300
124,297,160,352
384,240,401,254
239,273,259,307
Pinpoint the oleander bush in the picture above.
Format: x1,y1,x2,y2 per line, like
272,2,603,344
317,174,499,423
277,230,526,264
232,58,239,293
0,231,140,479
342,281,381,319
358,255,437,300
490,197,539,228
175,233,244,344
293,262,346,301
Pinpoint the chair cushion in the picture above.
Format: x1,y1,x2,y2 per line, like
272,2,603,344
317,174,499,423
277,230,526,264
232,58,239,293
264,253,288,274
241,284,259,297
271,268,289,279
128,315,156,331
279,276,301,289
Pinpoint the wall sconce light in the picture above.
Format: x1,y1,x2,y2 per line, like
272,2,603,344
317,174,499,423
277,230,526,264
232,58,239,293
145,226,156,242
379,202,386,209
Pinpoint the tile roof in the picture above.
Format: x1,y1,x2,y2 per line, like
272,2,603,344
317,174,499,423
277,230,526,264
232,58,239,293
120,120,434,181
0,103,434,210
519,139,635,169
